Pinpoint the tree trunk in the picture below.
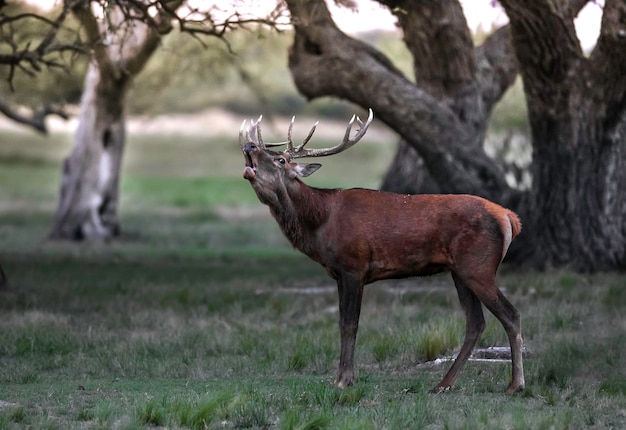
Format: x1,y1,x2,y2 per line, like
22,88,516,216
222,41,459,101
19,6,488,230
48,1,182,241
500,0,626,270
380,140,440,194
49,64,127,240
523,110,626,270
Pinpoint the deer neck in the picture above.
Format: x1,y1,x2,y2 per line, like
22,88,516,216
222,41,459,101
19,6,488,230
268,181,331,256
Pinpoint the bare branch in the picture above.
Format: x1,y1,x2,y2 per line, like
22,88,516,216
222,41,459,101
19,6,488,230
123,0,184,76
0,98,69,134
0,0,85,86
175,3,288,39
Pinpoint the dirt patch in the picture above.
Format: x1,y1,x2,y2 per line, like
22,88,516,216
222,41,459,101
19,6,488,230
0,400,19,410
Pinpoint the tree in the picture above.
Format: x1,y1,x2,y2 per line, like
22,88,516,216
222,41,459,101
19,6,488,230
48,0,285,240
284,0,626,271
48,0,181,239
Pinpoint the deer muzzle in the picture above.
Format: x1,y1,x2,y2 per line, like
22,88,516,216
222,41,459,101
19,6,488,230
243,143,257,181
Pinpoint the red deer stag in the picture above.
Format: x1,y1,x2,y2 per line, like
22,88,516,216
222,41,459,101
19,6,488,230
240,109,524,394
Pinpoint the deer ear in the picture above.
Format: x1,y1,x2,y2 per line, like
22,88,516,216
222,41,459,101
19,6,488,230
293,163,322,178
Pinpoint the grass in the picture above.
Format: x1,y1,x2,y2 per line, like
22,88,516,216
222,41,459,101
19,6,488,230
1,127,626,428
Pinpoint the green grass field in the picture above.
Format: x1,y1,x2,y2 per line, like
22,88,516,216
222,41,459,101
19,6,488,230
1,126,626,429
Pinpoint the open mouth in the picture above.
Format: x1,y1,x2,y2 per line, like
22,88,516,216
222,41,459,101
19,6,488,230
243,149,257,180
245,151,255,169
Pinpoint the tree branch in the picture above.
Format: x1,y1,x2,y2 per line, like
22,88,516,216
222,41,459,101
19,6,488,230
475,25,518,111
285,0,512,200
377,0,477,101
175,4,288,39
498,0,583,102
0,98,69,134
123,0,184,76
70,0,115,77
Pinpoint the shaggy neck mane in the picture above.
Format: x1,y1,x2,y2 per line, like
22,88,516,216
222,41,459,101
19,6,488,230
268,180,333,255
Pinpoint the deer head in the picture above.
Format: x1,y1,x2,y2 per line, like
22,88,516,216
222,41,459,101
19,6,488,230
241,109,373,204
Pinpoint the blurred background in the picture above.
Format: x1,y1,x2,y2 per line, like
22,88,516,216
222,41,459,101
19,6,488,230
0,0,534,256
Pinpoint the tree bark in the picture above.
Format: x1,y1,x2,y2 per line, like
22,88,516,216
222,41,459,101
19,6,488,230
49,1,182,240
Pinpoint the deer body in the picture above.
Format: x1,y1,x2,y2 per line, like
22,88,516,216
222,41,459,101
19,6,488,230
240,110,525,394
265,186,516,283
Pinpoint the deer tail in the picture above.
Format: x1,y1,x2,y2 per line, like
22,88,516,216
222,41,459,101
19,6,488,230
507,210,522,239
501,210,522,261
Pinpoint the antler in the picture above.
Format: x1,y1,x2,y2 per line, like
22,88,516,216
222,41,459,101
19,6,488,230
240,115,265,148
285,108,374,159
240,109,374,158
240,115,289,149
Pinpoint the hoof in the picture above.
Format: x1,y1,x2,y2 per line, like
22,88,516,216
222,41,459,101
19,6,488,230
430,384,452,395
334,379,353,389
505,383,525,395
333,376,354,389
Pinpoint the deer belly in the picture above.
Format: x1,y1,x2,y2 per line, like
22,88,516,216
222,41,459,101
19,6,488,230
329,239,450,283
366,252,450,282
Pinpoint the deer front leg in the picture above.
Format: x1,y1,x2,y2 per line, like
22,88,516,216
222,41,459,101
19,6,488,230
334,275,364,389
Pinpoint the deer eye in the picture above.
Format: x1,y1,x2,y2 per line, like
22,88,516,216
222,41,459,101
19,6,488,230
278,157,286,165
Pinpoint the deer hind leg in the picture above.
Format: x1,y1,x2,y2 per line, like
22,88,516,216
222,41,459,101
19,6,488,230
485,289,525,394
432,273,486,394
465,276,525,394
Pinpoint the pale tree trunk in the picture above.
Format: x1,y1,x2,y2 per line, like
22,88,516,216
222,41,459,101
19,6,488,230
49,1,182,240
50,64,127,239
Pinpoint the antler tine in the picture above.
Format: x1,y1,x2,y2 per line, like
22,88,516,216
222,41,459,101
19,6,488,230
294,120,319,154
349,108,374,143
247,115,264,148
239,119,247,148
244,114,291,149
282,116,296,153
288,108,374,159
262,116,302,151
280,116,319,157
341,114,357,146
255,115,264,147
